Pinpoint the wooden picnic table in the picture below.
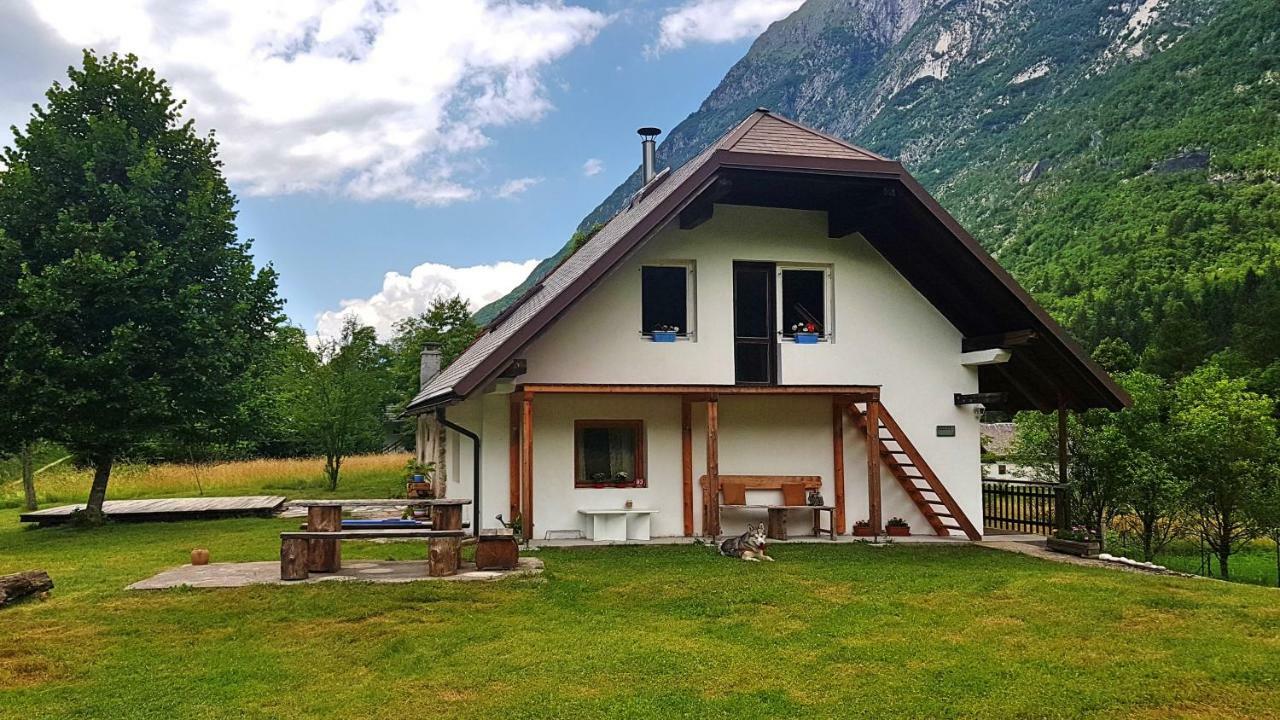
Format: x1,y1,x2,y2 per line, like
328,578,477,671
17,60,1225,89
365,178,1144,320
290,498,472,574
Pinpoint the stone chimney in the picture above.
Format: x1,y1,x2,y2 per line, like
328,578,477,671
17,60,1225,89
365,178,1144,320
419,343,442,390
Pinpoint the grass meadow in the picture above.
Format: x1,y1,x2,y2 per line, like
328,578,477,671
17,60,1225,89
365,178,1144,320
1,456,1278,718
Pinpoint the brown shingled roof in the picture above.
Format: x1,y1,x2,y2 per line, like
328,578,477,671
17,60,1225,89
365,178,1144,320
406,109,1129,414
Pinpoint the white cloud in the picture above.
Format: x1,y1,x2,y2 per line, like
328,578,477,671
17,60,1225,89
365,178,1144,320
496,176,542,198
582,157,605,176
315,258,540,339
653,0,802,53
17,1,608,205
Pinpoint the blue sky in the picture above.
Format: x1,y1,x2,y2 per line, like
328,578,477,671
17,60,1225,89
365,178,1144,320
0,0,803,337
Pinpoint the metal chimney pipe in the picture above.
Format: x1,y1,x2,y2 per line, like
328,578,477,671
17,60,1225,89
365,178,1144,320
638,126,661,184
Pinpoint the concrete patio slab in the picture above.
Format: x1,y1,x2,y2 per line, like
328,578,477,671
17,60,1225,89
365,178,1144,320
127,557,542,590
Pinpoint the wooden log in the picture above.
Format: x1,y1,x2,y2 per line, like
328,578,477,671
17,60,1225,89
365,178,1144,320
430,503,464,532
306,506,342,572
0,571,53,607
475,530,518,570
428,537,461,577
766,508,788,540
280,538,309,581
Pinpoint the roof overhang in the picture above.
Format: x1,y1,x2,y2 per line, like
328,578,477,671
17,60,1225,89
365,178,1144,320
405,113,1129,415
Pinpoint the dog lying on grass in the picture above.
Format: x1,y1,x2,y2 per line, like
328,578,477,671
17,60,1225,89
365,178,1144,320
719,523,774,562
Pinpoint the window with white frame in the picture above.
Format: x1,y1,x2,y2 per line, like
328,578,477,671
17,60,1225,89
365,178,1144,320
641,262,695,337
779,265,833,339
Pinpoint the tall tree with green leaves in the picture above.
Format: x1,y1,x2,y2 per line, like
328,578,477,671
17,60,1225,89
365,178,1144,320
0,52,280,517
388,295,479,398
1171,363,1278,580
282,318,394,490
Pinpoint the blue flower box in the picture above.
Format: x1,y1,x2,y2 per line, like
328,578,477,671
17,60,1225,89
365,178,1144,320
411,474,426,483
651,331,678,343
794,332,820,344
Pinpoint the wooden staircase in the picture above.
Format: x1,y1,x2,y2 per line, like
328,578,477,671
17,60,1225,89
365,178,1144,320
847,402,980,540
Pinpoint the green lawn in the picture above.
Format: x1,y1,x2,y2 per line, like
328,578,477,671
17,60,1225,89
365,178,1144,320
1108,536,1280,589
2,510,1279,719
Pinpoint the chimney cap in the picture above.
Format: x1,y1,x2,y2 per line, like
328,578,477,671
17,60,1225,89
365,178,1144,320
421,342,441,353
637,126,661,139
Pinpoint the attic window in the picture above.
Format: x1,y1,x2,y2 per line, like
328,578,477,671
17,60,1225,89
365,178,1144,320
641,263,693,336
780,267,830,338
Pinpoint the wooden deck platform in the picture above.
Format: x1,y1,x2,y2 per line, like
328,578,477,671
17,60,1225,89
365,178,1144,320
18,496,287,526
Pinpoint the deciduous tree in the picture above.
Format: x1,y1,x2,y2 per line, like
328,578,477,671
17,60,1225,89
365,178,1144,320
0,52,280,517
282,318,394,490
1171,364,1278,580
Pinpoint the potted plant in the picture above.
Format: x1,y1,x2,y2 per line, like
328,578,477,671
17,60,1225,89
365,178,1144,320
789,322,820,344
885,517,910,537
650,324,679,342
404,458,434,484
853,520,874,537
1046,525,1102,557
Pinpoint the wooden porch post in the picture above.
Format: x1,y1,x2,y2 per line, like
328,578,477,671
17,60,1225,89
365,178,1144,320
681,395,694,537
520,392,534,542
1056,400,1070,533
508,393,522,523
832,399,847,535
866,398,882,533
706,395,720,538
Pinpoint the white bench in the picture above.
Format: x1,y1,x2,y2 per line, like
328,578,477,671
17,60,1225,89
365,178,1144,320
578,509,659,541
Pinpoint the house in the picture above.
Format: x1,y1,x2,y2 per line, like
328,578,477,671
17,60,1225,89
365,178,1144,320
404,110,1129,543
980,422,1025,481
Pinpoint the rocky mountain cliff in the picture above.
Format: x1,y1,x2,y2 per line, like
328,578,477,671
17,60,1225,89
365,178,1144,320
477,0,1279,378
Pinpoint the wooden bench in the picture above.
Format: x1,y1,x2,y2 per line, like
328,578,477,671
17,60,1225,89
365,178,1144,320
699,475,835,541
279,529,467,580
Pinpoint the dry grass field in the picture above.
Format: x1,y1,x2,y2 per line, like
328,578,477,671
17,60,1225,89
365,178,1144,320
0,453,411,508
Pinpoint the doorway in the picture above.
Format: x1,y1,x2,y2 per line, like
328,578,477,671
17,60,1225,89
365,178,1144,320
732,261,777,385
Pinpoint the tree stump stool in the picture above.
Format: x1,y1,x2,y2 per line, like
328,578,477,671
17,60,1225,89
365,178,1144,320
306,506,342,572
280,539,309,581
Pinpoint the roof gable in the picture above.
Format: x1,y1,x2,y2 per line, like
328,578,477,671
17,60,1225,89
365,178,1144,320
407,110,1128,414
725,113,885,161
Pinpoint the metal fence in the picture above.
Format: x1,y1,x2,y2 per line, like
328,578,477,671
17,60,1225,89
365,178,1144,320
982,480,1061,535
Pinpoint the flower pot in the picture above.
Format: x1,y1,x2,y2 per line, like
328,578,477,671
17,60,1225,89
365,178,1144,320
853,525,874,537
793,332,819,344
411,474,425,483
651,331,677,343
886,525,910,537
1046,536,1101,558
190,548,210,566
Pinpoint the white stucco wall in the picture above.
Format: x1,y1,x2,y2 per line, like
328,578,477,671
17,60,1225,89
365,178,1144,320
442,204,983,538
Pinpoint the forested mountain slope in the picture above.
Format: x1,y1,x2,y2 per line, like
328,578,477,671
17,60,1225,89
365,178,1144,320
477,0,1279,387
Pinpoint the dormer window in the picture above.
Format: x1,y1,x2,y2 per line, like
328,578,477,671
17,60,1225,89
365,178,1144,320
780,266,832,339
641,263,695,338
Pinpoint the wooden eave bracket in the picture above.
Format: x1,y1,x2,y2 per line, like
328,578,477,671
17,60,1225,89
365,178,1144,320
960,348,1012,366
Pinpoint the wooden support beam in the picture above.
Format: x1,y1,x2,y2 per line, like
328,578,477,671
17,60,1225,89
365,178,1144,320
678,177,732,231
508,393,521,523
1056,400,1070,533
516,383,879,398
498,359,527,378
866,398,882,533
995,363,1054,413
962,330,1038,353
832,400,847,535
520,393,534,542
705,395,720,538
960,348,1012,366
954,392,1009,406
681,396,694,537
